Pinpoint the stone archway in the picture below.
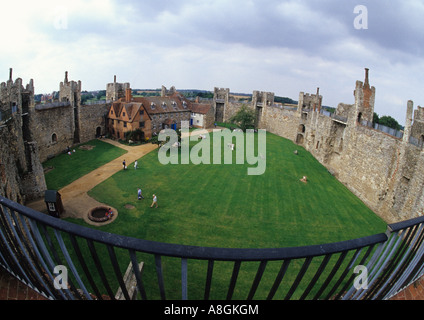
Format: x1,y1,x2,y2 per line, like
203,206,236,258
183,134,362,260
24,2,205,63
96,127,102,138
296,133,304,144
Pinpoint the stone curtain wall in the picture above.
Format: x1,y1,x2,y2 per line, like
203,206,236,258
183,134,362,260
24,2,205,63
263,106,300,142
260,94,424,224
31,104,75,162
0,72,46,203
79,103,110,142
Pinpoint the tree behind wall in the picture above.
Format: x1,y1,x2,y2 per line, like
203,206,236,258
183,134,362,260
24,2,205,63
373,112,402,130
229,104,256,131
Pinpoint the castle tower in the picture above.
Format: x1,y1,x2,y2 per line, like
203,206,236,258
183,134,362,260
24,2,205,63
106,75,130,101
213,87,229,123
60,71,82,143
297,88,322,113
0,68,46,202
252,90,274,129
353,68,376,125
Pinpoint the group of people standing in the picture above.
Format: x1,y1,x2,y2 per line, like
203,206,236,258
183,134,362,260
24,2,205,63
122,158,158,208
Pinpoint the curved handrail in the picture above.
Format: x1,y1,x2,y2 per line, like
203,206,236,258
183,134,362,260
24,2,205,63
2,194,424,301
0,196,388,261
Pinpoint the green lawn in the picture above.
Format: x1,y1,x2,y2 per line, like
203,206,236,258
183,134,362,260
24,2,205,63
42,139,127,190
57,131,386,299
87,131,385,247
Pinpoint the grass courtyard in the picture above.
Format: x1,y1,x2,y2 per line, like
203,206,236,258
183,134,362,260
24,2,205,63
44,132,387,299
85,131,385,248
43,139,127,190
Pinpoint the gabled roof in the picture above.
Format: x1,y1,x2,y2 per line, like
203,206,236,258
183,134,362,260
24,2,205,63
109,102,123,118
108,89,213,121
108,100,151,122
190,103,211,114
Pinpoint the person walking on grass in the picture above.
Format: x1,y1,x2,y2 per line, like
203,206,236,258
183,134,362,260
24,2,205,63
134,160,138,169
151,194,158,208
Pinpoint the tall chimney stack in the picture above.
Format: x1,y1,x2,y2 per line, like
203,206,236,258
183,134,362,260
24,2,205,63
364,68,369,87
125,88,132,103
9,68,12,81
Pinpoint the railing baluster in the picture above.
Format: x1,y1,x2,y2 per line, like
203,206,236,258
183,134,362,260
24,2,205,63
8,209,45,293
349,241,386,300
227,261,241,300
267,259,291,300
0,209,34,288
381,225,424,299
39,224,81,299
363,232,404,299
69,234,103,299
284,257,312,300
390,224,424,297
86,239,115,299
14,213,55,298
204,259,214,300
336,244,375,300
399,226,424,290
247,261,267,300
181,258,188,300
107,245,130,300
313,251,347,300
155,255,166,300
301,255,331,300
325,249,361,299
28,219,68,299
54,229,92,299
374,227,416,299
129,249,147,300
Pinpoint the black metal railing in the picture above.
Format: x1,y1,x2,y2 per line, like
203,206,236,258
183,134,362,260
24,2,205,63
1,195,424,300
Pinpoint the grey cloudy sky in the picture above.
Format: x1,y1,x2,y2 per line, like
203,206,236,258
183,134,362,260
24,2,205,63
1,0,424,125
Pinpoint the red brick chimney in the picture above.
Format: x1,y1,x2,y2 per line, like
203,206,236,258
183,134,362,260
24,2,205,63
364,68,369,88
125,88,132,102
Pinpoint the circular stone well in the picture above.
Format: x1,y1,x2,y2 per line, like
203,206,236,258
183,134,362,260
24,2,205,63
88,206,114,223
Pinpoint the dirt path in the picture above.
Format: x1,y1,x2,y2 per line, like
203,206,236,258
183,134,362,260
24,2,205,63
27,139,158,226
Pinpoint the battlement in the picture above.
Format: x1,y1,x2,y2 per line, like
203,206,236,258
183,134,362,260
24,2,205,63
161,85,176,97
252,90,274,106
298,87,322,112
413,106,424,122
106,75,130,101
353,68,376,123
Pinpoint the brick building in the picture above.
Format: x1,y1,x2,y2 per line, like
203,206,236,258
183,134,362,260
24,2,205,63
106,87,200,140
107,88,152,140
